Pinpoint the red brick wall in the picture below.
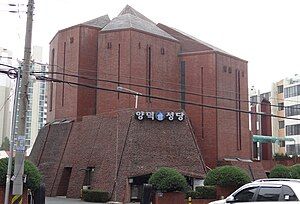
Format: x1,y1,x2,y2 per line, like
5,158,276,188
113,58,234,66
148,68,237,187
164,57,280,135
179,52,218,168
32,110,206,201
216,53,250,162
178,52,250,168
97,29,181,113
48,26,99,122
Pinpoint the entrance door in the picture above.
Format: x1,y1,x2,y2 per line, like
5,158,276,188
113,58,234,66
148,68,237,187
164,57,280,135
129,174,151,202
57,167,72,196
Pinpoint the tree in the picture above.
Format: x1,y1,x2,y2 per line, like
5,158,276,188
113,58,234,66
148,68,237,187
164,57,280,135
0,158,42,190
149,167,188,192
0,137,10,151
204,165,251,187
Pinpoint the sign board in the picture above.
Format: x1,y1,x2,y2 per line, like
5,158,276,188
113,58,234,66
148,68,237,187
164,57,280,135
135,111,185,122
14,135,26,152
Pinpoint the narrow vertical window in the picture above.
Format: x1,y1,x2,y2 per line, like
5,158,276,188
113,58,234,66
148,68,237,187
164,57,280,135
180,61,185,110
236,69,242,150
62,42,66,106
201,67,204,138
118,44,121,99
146,46,152,102
49,48,54,111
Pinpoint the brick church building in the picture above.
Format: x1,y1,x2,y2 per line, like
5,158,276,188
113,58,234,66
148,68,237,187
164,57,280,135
30,5,262,202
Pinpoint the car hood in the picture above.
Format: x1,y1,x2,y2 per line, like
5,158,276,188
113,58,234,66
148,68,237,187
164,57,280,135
209,199,226,204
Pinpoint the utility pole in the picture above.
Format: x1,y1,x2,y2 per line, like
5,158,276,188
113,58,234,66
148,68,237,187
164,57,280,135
4,68,20,204
10,0,34,203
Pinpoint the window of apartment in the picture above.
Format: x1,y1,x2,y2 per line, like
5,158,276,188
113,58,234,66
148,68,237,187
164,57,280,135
277,85,283,94
279,121,285,129
284,85,300,98
286,104,300,116
260,92,270,101
286,124,300,136
250,96,257,105
279,140,285,147
278,102,284,111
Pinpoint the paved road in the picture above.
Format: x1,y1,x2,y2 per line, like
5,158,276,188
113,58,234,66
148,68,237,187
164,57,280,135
46,197,98,203
46,197,137,204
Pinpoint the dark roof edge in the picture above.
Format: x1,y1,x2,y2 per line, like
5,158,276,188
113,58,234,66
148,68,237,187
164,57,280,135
100,28,179,43
179,50,248,63
49,24,101,45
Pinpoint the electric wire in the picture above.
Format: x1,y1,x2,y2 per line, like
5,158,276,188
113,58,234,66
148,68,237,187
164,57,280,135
32,70,300,111
2,62,300,119
42,62,243,95
34,61,300,104
33,74,300,121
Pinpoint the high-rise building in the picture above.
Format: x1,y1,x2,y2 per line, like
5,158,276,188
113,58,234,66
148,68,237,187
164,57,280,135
250,74,300,156
271,75,300,155
0,47,13,148
15,46,47,150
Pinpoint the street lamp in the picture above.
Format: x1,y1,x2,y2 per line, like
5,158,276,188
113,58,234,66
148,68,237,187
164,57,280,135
117,86,142,109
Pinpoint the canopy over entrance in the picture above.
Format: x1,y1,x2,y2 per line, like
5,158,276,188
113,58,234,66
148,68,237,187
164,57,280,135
253,135,295,143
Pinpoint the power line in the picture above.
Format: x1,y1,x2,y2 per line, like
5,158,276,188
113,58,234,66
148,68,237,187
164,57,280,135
2,62,300,112
43,62,242,95
32,70,300,111
36,61,300,104
33,74,300,121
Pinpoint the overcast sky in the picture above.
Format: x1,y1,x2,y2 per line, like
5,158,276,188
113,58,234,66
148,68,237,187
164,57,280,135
1,0,299,92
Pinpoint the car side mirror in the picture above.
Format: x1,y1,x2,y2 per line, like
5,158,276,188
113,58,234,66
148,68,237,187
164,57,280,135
226,196,236,203
284,195,290,201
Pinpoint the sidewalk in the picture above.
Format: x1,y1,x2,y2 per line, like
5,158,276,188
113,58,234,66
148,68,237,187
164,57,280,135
46,196,138,204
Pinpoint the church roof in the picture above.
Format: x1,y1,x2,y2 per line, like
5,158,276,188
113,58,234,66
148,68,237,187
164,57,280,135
157,23,234,56
102,7,178,42
118,5,155,24
82,15,110,28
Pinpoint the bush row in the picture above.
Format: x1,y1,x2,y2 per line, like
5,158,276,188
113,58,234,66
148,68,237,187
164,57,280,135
269,164,300,179
186,186,216,199
204,165,251,187
81,189,110,202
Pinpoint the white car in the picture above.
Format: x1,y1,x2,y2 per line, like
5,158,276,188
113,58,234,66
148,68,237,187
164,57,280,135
209,179,300,203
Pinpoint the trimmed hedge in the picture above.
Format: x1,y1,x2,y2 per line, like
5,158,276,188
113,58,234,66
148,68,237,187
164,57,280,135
290,164,300,179
204,166,250,187
149,167,188,192
82,189,110,202
195,186,216,198
186,186,216,199
0,158,42,191
269,164,300,179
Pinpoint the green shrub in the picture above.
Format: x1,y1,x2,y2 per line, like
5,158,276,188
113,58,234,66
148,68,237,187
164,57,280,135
0,158,42,191
82,189,110,202
195,186,216,199
269,164,300,179
290,164,300,179
149,167,188,192
204,166,250,187
186,186,216,199
186,191,202,199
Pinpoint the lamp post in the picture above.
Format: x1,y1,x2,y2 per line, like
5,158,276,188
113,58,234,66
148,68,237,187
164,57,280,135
117,86,142,109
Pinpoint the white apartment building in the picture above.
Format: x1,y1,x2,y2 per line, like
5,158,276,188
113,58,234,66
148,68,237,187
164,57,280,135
0,47,13,147
250,74,300,156
15,46,47,149
275,75,300,155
